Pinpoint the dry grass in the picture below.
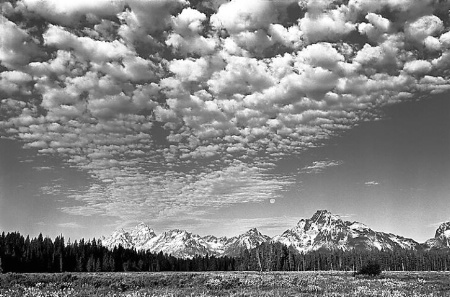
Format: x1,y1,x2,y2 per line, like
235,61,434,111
0,271,449,296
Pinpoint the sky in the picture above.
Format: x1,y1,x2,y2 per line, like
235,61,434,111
0,0,449,243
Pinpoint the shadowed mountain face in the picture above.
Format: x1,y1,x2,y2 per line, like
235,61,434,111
101,210,447,258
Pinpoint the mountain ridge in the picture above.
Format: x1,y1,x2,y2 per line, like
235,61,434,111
101,210,449,258
101,224,269,258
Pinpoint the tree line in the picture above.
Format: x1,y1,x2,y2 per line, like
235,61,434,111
0,232,236,273
1,231,449,273
238,242,450,272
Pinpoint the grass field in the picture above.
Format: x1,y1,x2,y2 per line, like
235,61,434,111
0,271,450,296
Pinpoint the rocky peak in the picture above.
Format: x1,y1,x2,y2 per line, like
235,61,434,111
202,235,218,241
162,229,191,239
114,228,127,235
310,210,342,225
243,228,262,236
132,223,155,234
435,222,450,238
129,223,156,243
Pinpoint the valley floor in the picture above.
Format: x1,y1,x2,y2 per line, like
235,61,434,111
0,271,449,296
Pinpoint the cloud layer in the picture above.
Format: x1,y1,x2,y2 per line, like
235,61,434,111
2,0,450,226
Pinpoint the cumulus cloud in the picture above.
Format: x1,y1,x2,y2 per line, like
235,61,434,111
211,0,277,34
2,0,450,228
405,15,444,43
43,25,132,63
0,15,42,68
22,0,124,25
299,6,356,43
403,60,433,75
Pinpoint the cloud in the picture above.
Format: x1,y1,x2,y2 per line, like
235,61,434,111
43,25,133,63
57,222,86,229
33,166,53,171
302,160,344,174
158,216,302,237
403,60,433,75
0,71,33,95
0,15,43,68
2,0,450,229
210,0,277,34
365,181,379,186
337,213,355,219
299,5,356,43
405,15,444,43
22,0,125,25
60,160,295,223
428,221,449,229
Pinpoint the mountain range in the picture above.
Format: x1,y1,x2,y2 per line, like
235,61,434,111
101,224,269,258
101,210,450,258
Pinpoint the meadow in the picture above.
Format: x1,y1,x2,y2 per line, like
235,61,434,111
0,271,449,297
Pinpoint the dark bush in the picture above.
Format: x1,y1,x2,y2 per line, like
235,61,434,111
358,261,382,276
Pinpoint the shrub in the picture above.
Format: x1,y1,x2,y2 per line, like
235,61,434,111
358,261,382,277
205,276,241,290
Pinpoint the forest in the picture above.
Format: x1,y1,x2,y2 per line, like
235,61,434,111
1,231,449,273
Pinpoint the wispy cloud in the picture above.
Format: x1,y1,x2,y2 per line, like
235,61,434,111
146,216,302,238
365,181,380,186
60,160,295,223
428,221,449,228
57,222,86,229
337,213,355,220
34,166,53,171
301,160,343,174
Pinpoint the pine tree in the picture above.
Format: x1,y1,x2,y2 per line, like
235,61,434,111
95,259,102,272
0,257,3,273
86,255,95,272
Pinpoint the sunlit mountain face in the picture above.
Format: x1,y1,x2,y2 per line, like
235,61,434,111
1,0,450,242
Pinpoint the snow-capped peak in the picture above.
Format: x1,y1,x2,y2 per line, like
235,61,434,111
243,228,262,236
310,209,342,225
274,210,419,253
101,223,270,258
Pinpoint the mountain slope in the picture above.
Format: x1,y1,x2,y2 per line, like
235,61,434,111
224,228,271,257
425,222,450,249
272,210,420,253
139,229,213,258
101,223,156,250
101,225,269,258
